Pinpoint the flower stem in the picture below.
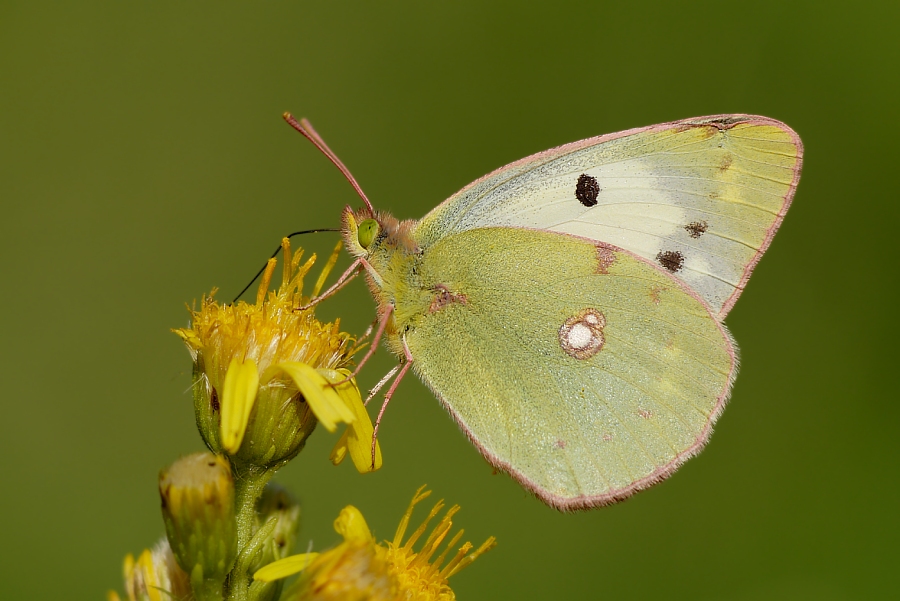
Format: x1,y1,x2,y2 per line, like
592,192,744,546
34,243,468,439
227,466,275,601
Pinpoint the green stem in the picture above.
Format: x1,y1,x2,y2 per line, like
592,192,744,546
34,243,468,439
226,466,275,601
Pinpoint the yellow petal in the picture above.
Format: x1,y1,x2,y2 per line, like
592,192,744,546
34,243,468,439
322,369,382,473
137,549,163,601
273,362,354,432
329,429,350,465
333,505,373,542
123,554,136,601
220,357,260,453
253,552,320,582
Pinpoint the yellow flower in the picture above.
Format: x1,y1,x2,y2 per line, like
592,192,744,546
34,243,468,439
107,539,190,601
255,487,497,601
173,239,381,472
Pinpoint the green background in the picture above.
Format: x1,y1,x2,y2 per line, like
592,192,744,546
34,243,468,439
2,2,897,599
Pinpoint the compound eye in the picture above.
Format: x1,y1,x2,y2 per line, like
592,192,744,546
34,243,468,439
357,219,379,249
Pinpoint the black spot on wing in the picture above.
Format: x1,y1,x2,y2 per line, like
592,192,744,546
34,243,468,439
684,220,708,239
656,250,685,273
575,173,600,207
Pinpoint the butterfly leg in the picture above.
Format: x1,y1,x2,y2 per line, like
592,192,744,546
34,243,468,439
296,258,362,311
330,302,393,390
358,318,376,343
364,363,401,407
349,304,393,376
370,336,414,468
346,315,377,358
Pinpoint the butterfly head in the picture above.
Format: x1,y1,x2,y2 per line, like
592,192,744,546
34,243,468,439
341,206,419,260
341,205,377,258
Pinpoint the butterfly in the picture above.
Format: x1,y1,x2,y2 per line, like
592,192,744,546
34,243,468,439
286,114,803,510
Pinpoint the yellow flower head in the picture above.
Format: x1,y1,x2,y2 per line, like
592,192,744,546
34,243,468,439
174,240,381,472
107,539,190,601
256,487,497,601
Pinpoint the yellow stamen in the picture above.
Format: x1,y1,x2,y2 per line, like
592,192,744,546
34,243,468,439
438,542,472,579
313,240,344,297
442,536,497,578
392,486,431,547
281,238,293,291
431,529,464,570
403,499,445,551
412,505,460,567
257,258,276,306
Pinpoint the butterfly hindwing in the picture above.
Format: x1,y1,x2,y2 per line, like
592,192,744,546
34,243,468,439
397,227,736,509
415,115,803,319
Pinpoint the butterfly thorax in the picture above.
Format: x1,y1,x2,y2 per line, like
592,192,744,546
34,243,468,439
341,206,434,354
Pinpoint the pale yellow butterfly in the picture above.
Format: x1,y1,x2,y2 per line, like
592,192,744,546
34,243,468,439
286,114,802,510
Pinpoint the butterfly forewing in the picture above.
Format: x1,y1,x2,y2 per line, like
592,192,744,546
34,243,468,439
415,115,803,319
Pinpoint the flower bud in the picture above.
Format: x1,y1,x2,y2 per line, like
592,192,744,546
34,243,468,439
159,452,237,595
256,485,303,566
246,485,304,601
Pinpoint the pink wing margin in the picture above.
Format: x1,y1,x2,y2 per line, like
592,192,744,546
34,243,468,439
423,114,805,322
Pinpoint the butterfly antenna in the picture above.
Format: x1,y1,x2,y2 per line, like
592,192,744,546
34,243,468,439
282,113,375,213
231,228,339,303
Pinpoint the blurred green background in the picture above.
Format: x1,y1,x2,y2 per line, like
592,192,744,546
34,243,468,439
1,1,897,599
